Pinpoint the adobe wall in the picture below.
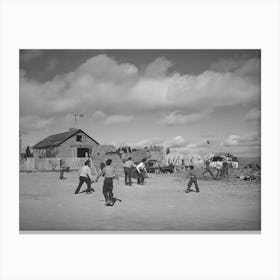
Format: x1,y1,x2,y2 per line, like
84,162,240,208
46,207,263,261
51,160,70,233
149,146,164,162
57,131,99,158
120,146,164,164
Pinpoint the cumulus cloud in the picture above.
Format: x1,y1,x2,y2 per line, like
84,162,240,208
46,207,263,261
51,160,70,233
163,135,188,148
217,131,260,157
160,109,212,126
244,108,261,121
104,114,134,125
20,115,54,133
171,132,260,157
20,50,43,62
46,59,58,72
92,110,107,120
92,110,134,125
210,58,245,72
144,57,173,77
20,54,261,154
223,131,260,147
125,135,188,149
210,57,260,77
225,135,240,146
20,54,260,121
76,54,138,83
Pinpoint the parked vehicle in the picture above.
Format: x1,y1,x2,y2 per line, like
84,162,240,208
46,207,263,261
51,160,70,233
146,160,160,173
159,163,174,174
209,155,239,168
209,156,223,168
231,157,239,168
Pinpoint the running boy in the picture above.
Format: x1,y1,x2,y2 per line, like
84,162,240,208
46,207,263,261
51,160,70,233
75,160,94,194
202,159,214,177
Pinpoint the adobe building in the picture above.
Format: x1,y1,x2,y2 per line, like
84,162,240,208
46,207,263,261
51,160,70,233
33,128,100,160
32,128,124,174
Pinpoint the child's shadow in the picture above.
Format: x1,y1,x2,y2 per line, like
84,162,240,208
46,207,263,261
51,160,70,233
79,188,95,194
185,189,196,193
100,197,122,206
110,197,122,206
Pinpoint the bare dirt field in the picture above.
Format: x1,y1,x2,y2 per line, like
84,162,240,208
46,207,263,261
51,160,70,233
20,171,261,231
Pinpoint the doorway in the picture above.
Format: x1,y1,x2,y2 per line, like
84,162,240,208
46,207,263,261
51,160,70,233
77,148,90,158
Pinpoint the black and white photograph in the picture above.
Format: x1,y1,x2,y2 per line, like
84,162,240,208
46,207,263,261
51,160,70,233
1,0,280,280
19,49,261,231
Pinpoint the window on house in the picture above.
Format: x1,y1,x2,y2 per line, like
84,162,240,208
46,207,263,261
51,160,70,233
76,135,82,142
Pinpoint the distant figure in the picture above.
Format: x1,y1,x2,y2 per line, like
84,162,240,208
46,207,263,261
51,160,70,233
185,166,200,193
182,159,185,172
59,159,66,180
155,161,160,174
96,159,118,206
215,160,223,179
75,160,94,194
123,157,135,186
202,159,214,177
136,158,147,185
100,162,105,172
222,160,229,177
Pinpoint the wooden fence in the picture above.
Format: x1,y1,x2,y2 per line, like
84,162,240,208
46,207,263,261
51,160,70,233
20,157,90,172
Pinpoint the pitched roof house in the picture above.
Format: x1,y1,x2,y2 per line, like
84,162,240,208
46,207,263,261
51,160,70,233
33,128,100,159
31,128,124,174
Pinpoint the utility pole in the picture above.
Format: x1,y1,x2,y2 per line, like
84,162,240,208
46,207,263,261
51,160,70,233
19,129,22,161
73,114,84,127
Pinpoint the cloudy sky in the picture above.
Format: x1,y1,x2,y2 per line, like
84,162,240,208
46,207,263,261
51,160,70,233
20,50,261,157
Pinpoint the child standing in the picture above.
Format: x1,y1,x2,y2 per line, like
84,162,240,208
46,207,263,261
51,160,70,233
215,160,223,180
123,157,135,186
59,159,66,180
185,165,200,193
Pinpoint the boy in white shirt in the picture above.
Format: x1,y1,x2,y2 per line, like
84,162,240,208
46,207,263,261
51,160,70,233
74,160,94,194
136,158,147,185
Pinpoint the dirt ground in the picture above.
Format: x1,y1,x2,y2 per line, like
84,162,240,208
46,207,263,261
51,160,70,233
20,171,261,231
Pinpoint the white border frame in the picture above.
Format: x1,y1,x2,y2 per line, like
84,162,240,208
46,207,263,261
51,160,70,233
1,1,280,280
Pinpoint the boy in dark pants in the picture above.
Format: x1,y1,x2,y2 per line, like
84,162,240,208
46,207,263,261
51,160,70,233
96,159,117,206
75,160,94,194
123,157,135,186
102,177,114,205
185,165,200,193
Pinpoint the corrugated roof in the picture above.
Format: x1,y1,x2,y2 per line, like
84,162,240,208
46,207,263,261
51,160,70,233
33,128,99,149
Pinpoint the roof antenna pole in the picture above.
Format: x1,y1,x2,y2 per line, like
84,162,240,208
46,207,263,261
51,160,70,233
73,114,84,128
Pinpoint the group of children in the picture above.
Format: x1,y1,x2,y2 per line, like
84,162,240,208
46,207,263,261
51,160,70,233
74,157,202,207
74,157,149,206
74,159,118,206
202,158,229,180
123,158,147,186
